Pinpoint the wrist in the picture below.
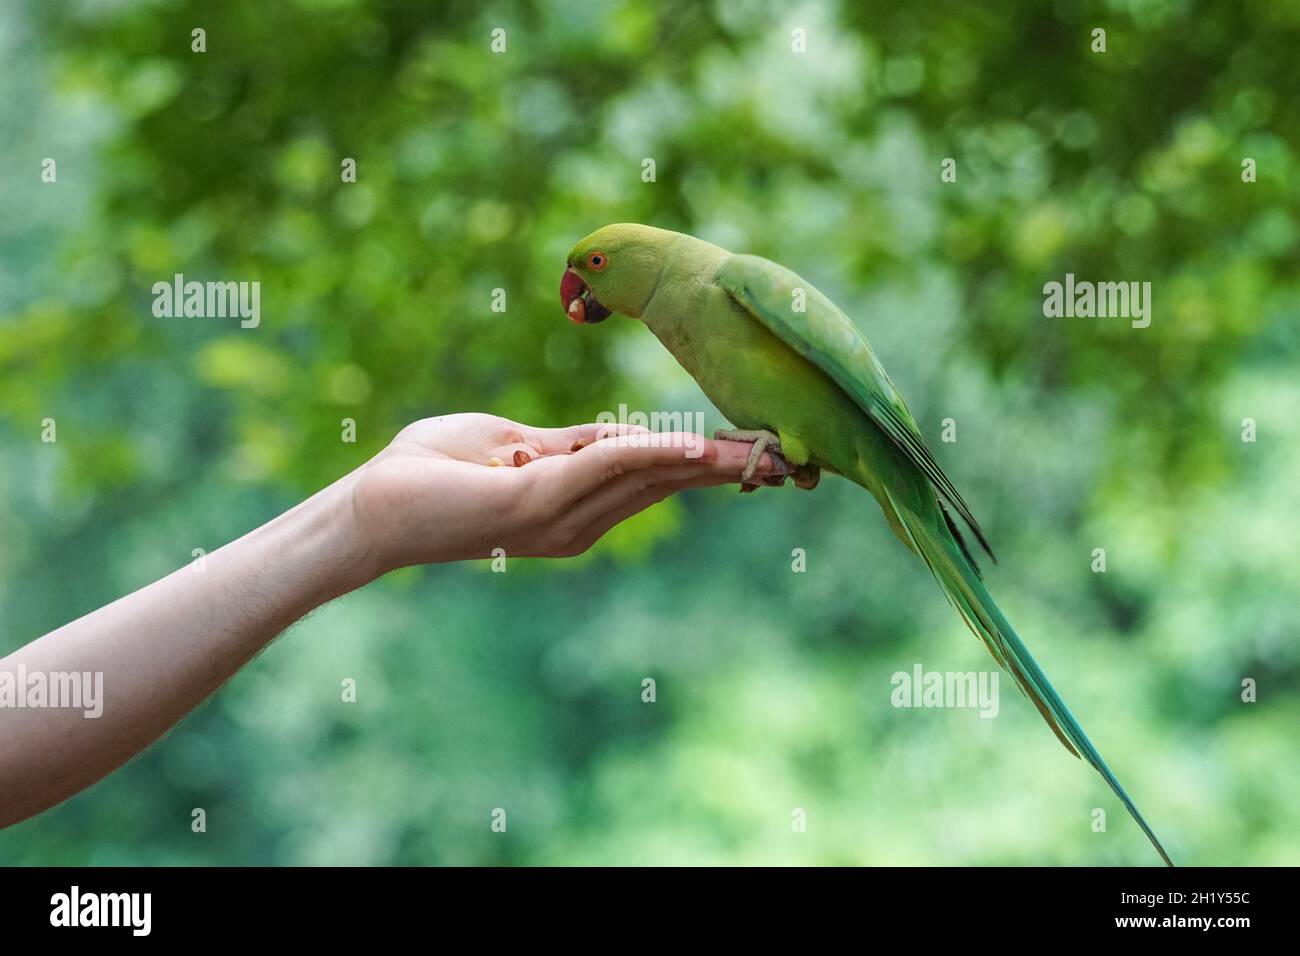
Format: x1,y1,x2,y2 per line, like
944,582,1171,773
310,470,387,597
245,471,383,619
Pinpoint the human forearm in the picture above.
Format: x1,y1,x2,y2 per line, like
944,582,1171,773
0,474,373,829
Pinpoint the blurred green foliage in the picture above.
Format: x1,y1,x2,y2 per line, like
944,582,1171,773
1,0,1298,864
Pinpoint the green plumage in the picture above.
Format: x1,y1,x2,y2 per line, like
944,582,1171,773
565,223,1173,865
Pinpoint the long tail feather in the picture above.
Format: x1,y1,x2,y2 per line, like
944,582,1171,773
889,493,1174,866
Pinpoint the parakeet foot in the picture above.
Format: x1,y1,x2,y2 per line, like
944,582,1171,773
714,428,792,487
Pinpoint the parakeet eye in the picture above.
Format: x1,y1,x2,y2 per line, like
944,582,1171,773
587,251,608,271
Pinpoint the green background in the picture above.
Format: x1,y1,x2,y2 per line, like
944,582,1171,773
2,0,1297,865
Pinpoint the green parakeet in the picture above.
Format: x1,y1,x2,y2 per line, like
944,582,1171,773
560,222,1173,866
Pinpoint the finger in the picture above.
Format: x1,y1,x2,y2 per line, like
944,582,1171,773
530,421,653,456
711,439,779,477
561,473,735,556
559,462,731,534
532,432,742,502
535,433,779,503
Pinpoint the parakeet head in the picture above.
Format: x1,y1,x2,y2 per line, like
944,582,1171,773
561,223,679,324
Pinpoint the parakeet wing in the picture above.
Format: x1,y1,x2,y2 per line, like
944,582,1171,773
716,253,994,562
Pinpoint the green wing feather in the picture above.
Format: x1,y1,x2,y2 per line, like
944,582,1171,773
716,254,995,564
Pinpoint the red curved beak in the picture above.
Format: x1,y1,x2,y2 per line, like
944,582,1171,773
560,268,587,323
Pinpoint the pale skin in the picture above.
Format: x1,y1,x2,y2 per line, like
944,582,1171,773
0,413,774,830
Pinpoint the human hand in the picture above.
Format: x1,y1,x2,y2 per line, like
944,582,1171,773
0,411,779,829
345,412,777,573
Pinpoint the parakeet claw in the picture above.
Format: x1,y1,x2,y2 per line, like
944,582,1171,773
714,428,821,491
791,463,821,490
714,428,791,485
